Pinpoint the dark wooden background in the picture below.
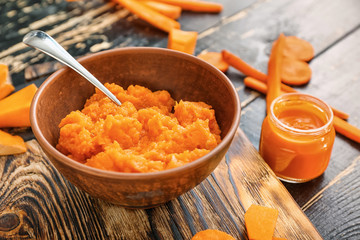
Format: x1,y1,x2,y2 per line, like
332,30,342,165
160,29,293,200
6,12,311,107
1,0,360,239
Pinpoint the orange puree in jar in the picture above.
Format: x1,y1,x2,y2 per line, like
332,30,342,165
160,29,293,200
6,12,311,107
56,83,221,173
259,93,335,183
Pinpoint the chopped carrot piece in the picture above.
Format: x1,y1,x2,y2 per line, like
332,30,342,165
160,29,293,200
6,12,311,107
0,64,8,83
191,229,235,240
0,84,37,128
0,64,15,100
0,130,27,155
0,83,15,100
222,49,268,81
168,28,198,54
197,52,229,72
141,1,181,19
114,0,180,33
267,33,286,113
283,36,314,62
333,116,360,143
244,204,279,240
244,76,349,120
141,0,223,13
281,58,312,86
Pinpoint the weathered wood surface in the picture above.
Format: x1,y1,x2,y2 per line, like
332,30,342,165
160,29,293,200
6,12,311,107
1,0,360,239
0,132,321,239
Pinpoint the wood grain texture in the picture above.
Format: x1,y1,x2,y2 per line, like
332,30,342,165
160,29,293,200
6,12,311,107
1,0,360,238
0,131,321,239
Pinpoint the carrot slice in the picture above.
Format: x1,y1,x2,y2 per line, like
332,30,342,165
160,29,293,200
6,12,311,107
222,50,267,81
141,1,181,19
114,0,180,33
281,58,312,86
267,33,285,113
283,36,314,62
168,28,198,54
244,76,349,120
0,64,14,100
333,116,360,143
191,229,235,240
197,52,229,72
244,204,279,240
0,130,27,155
140,0,223,13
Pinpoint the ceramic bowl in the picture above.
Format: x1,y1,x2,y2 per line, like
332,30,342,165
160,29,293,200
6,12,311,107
30,47,241,208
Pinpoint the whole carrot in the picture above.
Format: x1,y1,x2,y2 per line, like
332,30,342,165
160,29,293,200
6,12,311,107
266,33,285,113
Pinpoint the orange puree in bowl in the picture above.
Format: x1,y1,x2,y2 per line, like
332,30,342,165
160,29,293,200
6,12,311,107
56,83,221,173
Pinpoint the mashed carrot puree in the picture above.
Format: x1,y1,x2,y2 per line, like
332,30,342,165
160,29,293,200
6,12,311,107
56,83,221,173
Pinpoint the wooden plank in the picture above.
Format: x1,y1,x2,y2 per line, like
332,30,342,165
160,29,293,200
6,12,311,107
300,156,360,239
0,130,321,239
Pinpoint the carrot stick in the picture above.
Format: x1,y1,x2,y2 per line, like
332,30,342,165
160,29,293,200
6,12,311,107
333,116,360,143
197,52,229,72
222,50,267,81
138,0,223,13
281,58,312,86
141,1,181,19
115,0,180,33
266,33,285,113
331,107,349,120
244,76,349,120
244,77,280,95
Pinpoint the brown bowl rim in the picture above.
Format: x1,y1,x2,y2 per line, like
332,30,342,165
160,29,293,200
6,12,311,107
30,47,241,180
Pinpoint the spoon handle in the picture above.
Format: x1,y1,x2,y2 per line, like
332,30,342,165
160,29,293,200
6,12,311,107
23,30,121,106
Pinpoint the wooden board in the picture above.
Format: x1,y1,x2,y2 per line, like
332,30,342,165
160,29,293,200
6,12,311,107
0,130,321,239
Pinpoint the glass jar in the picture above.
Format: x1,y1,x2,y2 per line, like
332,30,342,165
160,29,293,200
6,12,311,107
259,93,335,183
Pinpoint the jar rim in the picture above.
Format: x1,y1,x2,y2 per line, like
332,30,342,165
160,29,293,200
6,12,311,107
269,93,334,134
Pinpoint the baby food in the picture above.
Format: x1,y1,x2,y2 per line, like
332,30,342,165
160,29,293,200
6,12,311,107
56,83,221,173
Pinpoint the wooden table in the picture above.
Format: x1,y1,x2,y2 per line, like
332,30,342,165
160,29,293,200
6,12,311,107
1,0,360,239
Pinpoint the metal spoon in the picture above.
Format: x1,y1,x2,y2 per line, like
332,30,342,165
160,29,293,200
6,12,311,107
23,30,121,106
